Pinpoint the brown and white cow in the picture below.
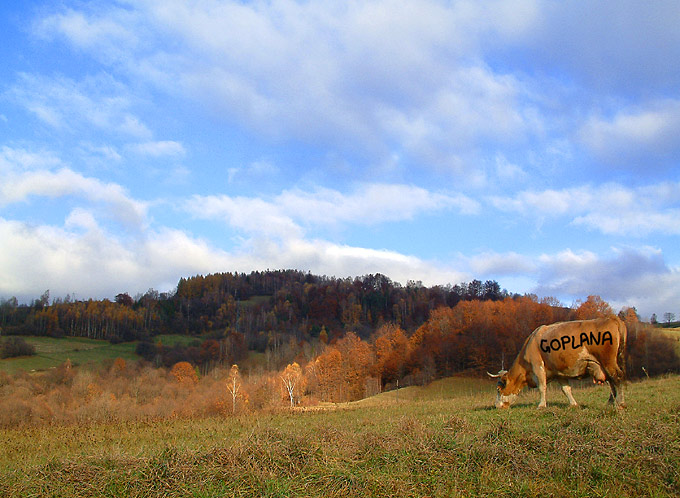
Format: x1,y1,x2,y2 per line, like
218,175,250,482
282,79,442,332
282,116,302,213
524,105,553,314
488,316,627,408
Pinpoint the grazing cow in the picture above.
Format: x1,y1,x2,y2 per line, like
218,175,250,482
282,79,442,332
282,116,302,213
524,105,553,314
488,316,627,409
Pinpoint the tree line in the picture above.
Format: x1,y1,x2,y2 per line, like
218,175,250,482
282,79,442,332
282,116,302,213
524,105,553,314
0,270,509,345
2,271,678,396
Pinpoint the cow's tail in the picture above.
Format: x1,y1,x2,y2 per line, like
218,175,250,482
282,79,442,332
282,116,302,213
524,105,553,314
616,317,628,382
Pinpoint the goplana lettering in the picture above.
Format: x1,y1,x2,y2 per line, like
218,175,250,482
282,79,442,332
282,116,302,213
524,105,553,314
540,330,613,354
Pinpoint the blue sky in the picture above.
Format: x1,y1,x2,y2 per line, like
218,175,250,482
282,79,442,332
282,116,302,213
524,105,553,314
1,1,679,320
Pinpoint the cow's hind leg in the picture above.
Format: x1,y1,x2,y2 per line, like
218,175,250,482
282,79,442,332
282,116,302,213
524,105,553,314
558,379,579,407
608,380,626,408
602,361,626,408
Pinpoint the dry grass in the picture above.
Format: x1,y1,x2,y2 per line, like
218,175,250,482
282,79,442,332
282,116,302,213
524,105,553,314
1,375,679,497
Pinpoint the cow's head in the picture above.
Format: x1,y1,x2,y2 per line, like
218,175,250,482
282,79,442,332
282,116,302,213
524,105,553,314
487,370,518,408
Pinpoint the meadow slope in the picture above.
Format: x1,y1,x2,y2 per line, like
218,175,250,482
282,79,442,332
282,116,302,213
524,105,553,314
1,375,679,498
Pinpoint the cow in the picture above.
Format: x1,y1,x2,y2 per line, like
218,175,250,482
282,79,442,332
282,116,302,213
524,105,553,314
488,316,627,409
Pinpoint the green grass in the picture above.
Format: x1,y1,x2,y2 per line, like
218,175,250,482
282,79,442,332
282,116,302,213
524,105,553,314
239,294,272,308
153,334,202,347
0,334,209,374
0,336,139,374
661,327,680,339
2,375,679,497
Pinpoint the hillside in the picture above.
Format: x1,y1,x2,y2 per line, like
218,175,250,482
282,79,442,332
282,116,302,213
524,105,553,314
1,375,679,497
0,271,510,343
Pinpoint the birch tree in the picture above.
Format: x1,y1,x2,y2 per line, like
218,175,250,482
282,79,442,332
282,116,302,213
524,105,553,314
226,364,242,414
281,362,303,408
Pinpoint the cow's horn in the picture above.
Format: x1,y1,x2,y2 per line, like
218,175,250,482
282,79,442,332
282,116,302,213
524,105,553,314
487,370,507,378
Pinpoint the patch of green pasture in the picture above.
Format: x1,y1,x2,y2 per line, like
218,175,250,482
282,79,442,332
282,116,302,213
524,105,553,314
27,336,110,354
153,334,202,347
239,294,272,307
0,336,139,374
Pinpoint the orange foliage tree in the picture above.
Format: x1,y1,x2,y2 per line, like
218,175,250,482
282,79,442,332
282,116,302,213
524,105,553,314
306,333,376,402
372,324,409,388
574,295,613,319
312,347,343,402
336,332,375,400
619,306,639,325
409,296,563,376
170,361,198,386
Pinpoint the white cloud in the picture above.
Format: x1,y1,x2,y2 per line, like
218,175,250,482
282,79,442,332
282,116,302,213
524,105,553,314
186,194,304,240
280,184,479,224
65,208,99,232
467,251,537,275
0,167,148,229
1,210,676,319
533,246,679,319
8,73,152,139
41,10,134,48
34,6,141,64
572,210,680,237
187,183,479,239
0,146,62,172
0,218,233,300
451,246,679,320
494,154,526,181
34,0,543,171
131,140,186,157
78,143,122,163
0,214,467,303
269,238,468,286
227,160,280,185
580,99,680,165
489,182,680,236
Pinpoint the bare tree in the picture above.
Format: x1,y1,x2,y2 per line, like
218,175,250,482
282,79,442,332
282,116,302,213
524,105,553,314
226,364,241,414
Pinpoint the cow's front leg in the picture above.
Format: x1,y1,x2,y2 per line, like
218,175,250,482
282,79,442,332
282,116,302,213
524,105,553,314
536,365,548,408
558,379,579,407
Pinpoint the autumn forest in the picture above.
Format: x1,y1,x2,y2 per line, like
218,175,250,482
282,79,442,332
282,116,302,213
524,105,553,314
1,270,679,426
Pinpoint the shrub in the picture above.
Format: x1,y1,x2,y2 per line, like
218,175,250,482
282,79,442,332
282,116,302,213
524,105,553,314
0,337,36,358
112,357,127,374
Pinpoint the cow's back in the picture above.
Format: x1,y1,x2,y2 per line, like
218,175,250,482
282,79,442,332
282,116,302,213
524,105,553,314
528,316,626,378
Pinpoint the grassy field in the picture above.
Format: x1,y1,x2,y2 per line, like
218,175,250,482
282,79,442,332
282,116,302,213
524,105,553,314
0,335,207,374
660,327,680,340
653,327,680,357
0,336,140,374
1,375,679,497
